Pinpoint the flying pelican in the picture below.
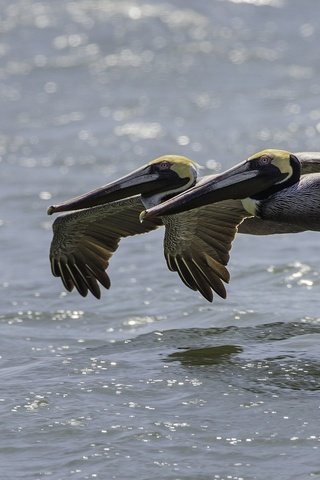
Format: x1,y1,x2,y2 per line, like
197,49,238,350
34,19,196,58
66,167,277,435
48,150,320,302
143,148,320,284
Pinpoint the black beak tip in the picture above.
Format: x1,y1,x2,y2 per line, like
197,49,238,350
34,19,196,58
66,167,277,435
47,205,56,215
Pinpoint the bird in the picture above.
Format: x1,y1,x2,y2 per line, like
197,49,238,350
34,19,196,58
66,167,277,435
49,154,229,301
143,148,320,253
48,150,320,302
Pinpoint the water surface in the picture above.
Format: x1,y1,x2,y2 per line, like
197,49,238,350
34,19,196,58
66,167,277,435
1,1,320,479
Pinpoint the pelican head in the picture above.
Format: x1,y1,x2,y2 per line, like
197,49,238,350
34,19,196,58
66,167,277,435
143,149,301,218
47,155,198,215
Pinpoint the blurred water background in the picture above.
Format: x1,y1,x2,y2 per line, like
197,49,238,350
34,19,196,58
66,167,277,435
1,0,320,478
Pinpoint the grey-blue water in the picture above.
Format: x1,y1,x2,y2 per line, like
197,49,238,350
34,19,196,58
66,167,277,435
1,0,320,479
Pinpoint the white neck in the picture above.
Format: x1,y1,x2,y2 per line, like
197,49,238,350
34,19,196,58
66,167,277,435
141,173,197,209
241,197,260,216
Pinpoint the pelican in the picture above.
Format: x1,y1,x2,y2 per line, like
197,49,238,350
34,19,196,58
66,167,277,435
143,148,320,291
48,150,320,302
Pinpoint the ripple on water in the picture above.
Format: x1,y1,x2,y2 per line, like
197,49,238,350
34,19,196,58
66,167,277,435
267,261,320,290
0,310,320,480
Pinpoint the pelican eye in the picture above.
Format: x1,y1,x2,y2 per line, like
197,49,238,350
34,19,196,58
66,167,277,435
258,155,272,166
158,160,172,170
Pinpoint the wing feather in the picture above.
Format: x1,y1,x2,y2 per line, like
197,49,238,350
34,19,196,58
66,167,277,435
163,199,247,301
191,257,226,300
238,217,306,235
174,256,199,292
49,196,162,298
57,259,74,292
65,262,89,297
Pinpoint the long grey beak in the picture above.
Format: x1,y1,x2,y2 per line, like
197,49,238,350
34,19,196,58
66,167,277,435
47,165,160,215
143,160,285,218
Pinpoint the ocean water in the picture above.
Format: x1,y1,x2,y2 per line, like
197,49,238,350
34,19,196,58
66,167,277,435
1,0,320,479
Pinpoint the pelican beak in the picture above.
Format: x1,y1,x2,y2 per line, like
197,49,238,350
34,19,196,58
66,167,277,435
47,164,163,215
143,159,286,218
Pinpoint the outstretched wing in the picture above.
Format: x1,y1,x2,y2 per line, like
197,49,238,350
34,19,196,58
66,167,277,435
238,217,306,235
50,196,162,298
162,199,248,302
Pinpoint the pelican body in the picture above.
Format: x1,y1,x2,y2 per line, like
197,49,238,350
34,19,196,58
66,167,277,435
48,150,320,302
